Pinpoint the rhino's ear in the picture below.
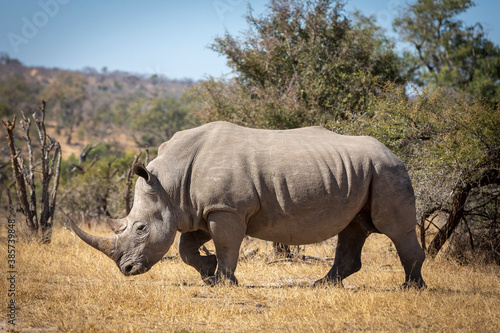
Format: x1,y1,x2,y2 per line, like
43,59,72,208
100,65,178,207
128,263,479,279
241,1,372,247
133,163,154,185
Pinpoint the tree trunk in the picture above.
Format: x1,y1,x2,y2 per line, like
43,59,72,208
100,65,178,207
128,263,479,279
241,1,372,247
3,116,37,232
427,182,472,258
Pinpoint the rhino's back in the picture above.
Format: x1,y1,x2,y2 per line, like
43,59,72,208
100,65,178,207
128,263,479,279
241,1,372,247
166,122,402,244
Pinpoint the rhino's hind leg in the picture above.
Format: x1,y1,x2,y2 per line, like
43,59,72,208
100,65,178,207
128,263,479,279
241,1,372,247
314,211,373,287
391,230,426,289
370,173,427,289
179,230,217,281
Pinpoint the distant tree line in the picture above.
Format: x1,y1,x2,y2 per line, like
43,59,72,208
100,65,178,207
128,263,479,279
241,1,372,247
0,55,196,147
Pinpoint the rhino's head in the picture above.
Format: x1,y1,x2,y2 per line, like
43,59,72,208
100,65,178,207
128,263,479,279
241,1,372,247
71,163,179,276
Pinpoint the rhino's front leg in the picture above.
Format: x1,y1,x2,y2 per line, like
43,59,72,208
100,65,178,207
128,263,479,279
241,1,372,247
179,230,217,280
205,211,246,286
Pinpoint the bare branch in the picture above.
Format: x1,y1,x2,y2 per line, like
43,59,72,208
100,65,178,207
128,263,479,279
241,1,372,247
428,182,472,258
37,101,53,241
240,248,259,261
3,101,62,243
200,245,212,256
88,155,100,169
48,143,62,230
79,143,99,164
21,111,39,230
2,116,36,231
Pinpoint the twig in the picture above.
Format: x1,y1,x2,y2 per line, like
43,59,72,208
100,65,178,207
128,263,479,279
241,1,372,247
162,253,179,261
79,143,99,164
2,115,36,231
240,248,259,261
200,245,212,256
267,254,333,265
60,208,76,243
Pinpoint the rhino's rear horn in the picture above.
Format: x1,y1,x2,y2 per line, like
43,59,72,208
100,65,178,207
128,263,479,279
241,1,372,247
106,217,127,234
70,219,117,259
133,163,154,184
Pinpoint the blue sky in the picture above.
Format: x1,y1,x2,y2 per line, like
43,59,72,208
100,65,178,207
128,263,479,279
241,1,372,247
1,0,499,80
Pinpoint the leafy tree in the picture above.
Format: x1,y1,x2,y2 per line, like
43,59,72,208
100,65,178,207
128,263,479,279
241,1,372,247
40,71,87,144
0,103,10,119
194,0,402,129
60,145,131,219
0,75,37,118
394,0,500,106
130,97,194,147
59,145,156,225
343,83,500,262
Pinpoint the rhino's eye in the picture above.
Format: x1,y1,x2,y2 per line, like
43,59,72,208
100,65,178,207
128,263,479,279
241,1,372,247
136,224,147,233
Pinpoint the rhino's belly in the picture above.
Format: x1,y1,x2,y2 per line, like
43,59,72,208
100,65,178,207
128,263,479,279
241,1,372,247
246,204,361,245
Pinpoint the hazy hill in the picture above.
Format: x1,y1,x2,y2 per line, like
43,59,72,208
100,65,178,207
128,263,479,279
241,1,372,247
0,53,197,158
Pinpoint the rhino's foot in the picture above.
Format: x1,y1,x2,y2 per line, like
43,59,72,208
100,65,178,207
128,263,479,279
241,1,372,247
313,277,344,288
199,254,217,279
203,274,239,287
401,278,427,290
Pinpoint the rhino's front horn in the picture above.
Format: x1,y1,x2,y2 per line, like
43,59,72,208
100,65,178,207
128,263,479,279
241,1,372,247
106,217,127,234
70,219,117,259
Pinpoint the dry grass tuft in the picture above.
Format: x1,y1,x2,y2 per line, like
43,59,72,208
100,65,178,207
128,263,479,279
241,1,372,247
1,225,499,332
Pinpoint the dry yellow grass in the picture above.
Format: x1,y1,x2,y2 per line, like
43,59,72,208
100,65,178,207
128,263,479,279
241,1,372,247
1,224,499,332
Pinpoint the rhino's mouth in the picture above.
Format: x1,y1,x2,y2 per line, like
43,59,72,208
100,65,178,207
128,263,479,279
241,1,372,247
121,262,148,276
117,253,148,276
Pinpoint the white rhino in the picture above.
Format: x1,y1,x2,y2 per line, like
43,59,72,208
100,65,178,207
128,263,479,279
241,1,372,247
71,121,426,288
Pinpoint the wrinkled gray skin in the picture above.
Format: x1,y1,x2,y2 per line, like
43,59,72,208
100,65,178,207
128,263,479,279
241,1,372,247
72,121,426,288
